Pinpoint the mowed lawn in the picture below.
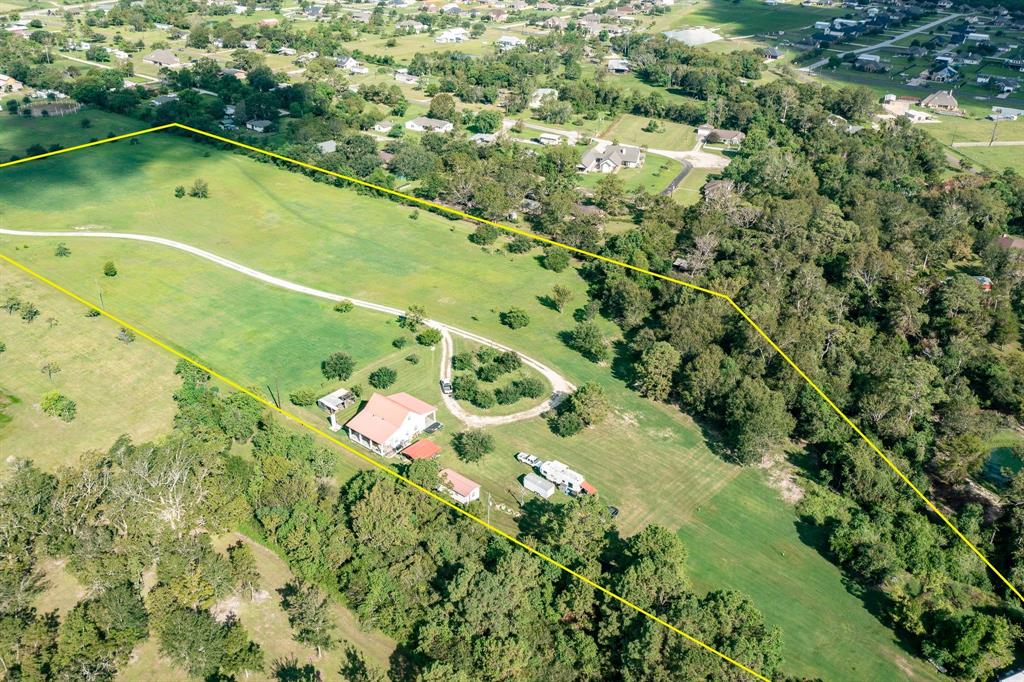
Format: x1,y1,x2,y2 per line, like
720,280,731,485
655,0,847,34
600,113,698,151
0,122,947,678
0,109,147,161
0,264,179,470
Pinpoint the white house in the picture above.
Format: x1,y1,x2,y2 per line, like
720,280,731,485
537,132,562,145
529,87,558,109
577,144,644,173
406,116,454,133
856,53,880,63
496,35,526,50
439,468,481,504
395,68,419,85
373,121,394,133
143,49,180,68
606,58,630,73
0,74,24,92
435,27,469,44
245,119,273,132
346,392,437,456
397,19,427,33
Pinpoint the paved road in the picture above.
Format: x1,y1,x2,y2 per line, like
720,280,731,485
952,140,1024,147
660,160,693,196
0,228,573,427
61,55,160,84
802,13,963,71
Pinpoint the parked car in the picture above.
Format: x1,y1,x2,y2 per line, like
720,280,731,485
515,451,541,467
607,506,620,518
440,379,453,395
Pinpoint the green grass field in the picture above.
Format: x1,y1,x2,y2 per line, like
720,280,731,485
600,113,698,152
0,264,179,470
0,114,949,679
577,153,683,194
653,0,847,35
0,109,147,161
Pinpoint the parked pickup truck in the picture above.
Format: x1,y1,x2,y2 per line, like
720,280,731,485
515,451,541,468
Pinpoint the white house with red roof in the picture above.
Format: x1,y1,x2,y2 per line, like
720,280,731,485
345,392,437,456
438,468,480,504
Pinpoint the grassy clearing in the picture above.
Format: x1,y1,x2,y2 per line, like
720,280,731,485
0,129,950,679
673,167,717,205
0,263,179,471
0,109,147,161
654,0,847,35
600,113,698,151
953,144,1024,173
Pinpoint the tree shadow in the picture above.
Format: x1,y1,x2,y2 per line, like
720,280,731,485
536,294,560,312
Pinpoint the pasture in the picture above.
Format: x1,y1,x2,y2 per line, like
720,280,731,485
0,122,950,679
653,0,846,36
600,113,698,152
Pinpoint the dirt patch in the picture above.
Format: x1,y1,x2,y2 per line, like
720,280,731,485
210,595,241,623
759,453,804,504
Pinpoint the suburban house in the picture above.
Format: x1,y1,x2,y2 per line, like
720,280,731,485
396,19,427,33
537,132,563,145
435,27,469,44
143,49,180,68
470,132,498,145
930,65,959,83
335,55,368,74
496,35,526,50
373,121,394,133
316,387,355,430
394,68,419,85
996,233,1024,250
699,125,745,146
921,90,960,113
577,144,645,173
406,116,454,133
0,74,24,93
245,119,273,132
150,94,179,107
607,58,631,73
438,468,481,504
401,438,441,461
529,87,558,109
345,392,437,456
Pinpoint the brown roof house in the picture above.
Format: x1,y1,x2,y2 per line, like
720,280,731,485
921,90,960,114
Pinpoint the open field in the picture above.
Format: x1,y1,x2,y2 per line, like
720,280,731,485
673,167,717,205
600,113,698,152
653,0,847,36
953,144,1024,173
0,263,179,470
0,109,146,161
0,119,949,679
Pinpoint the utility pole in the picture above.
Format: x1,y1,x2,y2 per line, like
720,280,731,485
990,117,999,146
487,492,492,525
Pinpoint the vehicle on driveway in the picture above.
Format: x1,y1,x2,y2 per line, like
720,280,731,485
440,379,453,395
515,451,541,467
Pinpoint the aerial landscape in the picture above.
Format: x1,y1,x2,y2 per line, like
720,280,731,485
2,0,1024,679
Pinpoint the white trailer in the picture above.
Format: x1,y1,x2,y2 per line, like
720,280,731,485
539,460,585,494
523,473,555,499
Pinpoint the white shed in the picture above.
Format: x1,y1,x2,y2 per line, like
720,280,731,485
523,473,555,499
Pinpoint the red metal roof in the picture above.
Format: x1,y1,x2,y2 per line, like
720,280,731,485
580,481,598,495
402,439,441,460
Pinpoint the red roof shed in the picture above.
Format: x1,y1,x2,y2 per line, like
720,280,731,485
402,439,442,460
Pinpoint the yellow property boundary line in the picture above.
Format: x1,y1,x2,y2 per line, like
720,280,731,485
0,121,1020,679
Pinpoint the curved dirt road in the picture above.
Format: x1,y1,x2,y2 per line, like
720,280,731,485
0,228,574,426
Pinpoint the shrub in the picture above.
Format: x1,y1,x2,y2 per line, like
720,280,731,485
392,336,409,349
506,235,534,254
476,363,503,383
103,261,117,277
495,385,522,405
452,430,494,462
20,303,40,323
496,351,522,372
551,411,584,437
189,178,209,198
54,242,71,257
333,300,354,313
41,391,76,422
174,185,186,198
289,388,319,406
322,352,355,381
369,367,397,389
468,224,499,245
500,308,530,329
405,354,420,364
117,328,136,343
350,384,364,398
476,347,499,364
416,328,442,346
472,389,496,409
452,374,479,401
451,351,474,371
541,247,570,272
514,377,545,399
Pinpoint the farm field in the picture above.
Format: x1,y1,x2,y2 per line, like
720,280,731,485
0,117,952,679
0,263,179,470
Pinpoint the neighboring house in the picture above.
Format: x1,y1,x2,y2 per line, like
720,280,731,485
435,28,469,44
316,387,355,430
529,87,558,109
700,126,745,145
903,109,932,123
245,119,273,132
496,35,526,50
995,233,1024,250
857,53,881,63
470,132,498,145
346,392,438,456
397,19,427,32
577,144,645,173
930,65,959,82
395,68,419,85
0,74,24,92
335,55,368,74
401,438,441,461
763,46,782,60
143,49,180,68
258,17,279,26
316,140,337,154
405,116,454,133
537,132,562,145
149,93,179,107
921,90,960,113
438,468,481,504
278,47,297,56
606,58,630,73
373,121,394,133
220,67,246,79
